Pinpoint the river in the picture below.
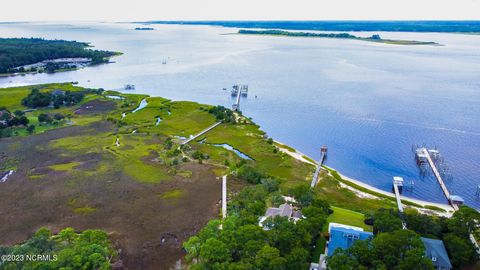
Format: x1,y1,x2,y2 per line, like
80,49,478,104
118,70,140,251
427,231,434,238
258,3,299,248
1,22,479,208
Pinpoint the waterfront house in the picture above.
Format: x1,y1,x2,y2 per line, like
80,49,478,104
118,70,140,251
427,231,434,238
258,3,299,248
421,237,452,270
52,89,65,96
310,223,373,270
258,202,302,228
326,223,373,256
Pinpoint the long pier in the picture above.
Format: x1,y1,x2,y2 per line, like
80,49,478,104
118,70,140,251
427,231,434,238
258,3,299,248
232,85,248,111
311,146,328,188
222,175,227,219
420,148,458,211
392,177,404,213
392,177,408,229
180,121,222,145
417,147,480,254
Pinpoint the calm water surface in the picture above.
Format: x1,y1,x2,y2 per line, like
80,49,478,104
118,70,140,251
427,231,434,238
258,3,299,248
1,22,479,208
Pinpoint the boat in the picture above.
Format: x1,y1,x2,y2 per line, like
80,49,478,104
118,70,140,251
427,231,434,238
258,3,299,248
124,84,135,90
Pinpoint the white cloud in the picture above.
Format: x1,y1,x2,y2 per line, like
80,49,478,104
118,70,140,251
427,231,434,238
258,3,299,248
1,0,480,21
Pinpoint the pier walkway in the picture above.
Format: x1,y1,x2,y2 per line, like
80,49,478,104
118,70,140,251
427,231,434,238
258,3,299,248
419,148,479,253
392,177,407,229
310,147,328,188
180,121,222,145
393,179,404,213
222,175,227,219
420,148,458,211
232,85,248,111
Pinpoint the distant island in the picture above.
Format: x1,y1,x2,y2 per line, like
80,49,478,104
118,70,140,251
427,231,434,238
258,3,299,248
0,38,121,75
146,20,480,33
134,27,154,30
237,29,440,46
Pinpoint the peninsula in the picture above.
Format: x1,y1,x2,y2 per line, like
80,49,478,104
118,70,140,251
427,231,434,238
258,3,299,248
0,38,120,76
237,29,440,45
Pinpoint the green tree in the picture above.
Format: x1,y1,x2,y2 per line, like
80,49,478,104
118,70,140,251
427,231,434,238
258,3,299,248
26,124,35,134
373,208,403,234
447,206,480,237
443,233,477,268
199,238,231,264
255,245,281,270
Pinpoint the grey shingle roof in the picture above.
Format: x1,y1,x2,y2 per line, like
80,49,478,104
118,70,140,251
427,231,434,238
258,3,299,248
421,237,452,269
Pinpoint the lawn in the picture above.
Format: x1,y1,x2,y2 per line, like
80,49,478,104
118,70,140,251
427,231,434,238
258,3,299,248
326,206,373,232
315,172,397,215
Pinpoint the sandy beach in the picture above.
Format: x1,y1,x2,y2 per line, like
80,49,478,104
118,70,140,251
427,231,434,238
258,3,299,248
275,140,454,215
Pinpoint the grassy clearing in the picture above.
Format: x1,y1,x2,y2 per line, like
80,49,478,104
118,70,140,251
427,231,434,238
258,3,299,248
204,123,314,185
0,83,88,110
73,206,97,215
148,101,216,136
326,206,372,232
159,189,187,200
49,161,82,171
315,173,397,215
326,167,446,212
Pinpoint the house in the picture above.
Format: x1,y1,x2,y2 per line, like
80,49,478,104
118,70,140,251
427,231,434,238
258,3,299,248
258,203,302,228
421,237,452,270
326,223,373,256
310,223,373,270
51,89,65,96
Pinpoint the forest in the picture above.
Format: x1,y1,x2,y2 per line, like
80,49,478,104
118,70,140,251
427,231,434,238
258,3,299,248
0,38,118,74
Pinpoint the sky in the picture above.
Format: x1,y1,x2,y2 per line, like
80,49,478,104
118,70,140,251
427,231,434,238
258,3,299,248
1,0,480,22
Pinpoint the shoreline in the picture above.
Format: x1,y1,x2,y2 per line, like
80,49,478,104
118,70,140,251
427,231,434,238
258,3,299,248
274,140,454,213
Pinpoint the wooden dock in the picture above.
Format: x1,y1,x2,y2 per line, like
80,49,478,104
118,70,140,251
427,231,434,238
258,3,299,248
392,178,404,213
232,85,248,111
420,148,458,211
222,175,227,219
311,146,328,188
180,121,222,145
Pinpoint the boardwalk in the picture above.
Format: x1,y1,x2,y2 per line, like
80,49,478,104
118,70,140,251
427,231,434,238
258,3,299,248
232,85,248,111
222,175,227,219
420,148,458,210
392,177,408,229
419,148,480,253
180,121,222,145
310,148,327,188
392,178,404,213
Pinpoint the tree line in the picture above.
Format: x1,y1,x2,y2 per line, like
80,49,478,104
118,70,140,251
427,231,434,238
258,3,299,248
0,228,118,270
0,38,117,74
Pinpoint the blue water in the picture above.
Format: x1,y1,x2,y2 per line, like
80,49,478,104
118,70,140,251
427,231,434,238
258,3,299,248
208,143,253,160
132,98,148,113
0,22,479,208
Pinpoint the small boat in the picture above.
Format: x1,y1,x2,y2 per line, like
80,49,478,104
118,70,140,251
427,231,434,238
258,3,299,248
124,84,135,90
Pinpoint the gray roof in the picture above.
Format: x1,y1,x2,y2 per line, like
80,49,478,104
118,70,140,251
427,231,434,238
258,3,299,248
265,208,281,217
265,203,294,218
421,237,452,269
292,210,302,219
279,203,293,217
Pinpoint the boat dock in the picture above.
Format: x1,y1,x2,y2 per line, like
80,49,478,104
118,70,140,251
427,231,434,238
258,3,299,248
311,146,328,188
231,85,248,111
417,147,458,211
180,121,222,145
392,177,404,213
392,177,408,229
